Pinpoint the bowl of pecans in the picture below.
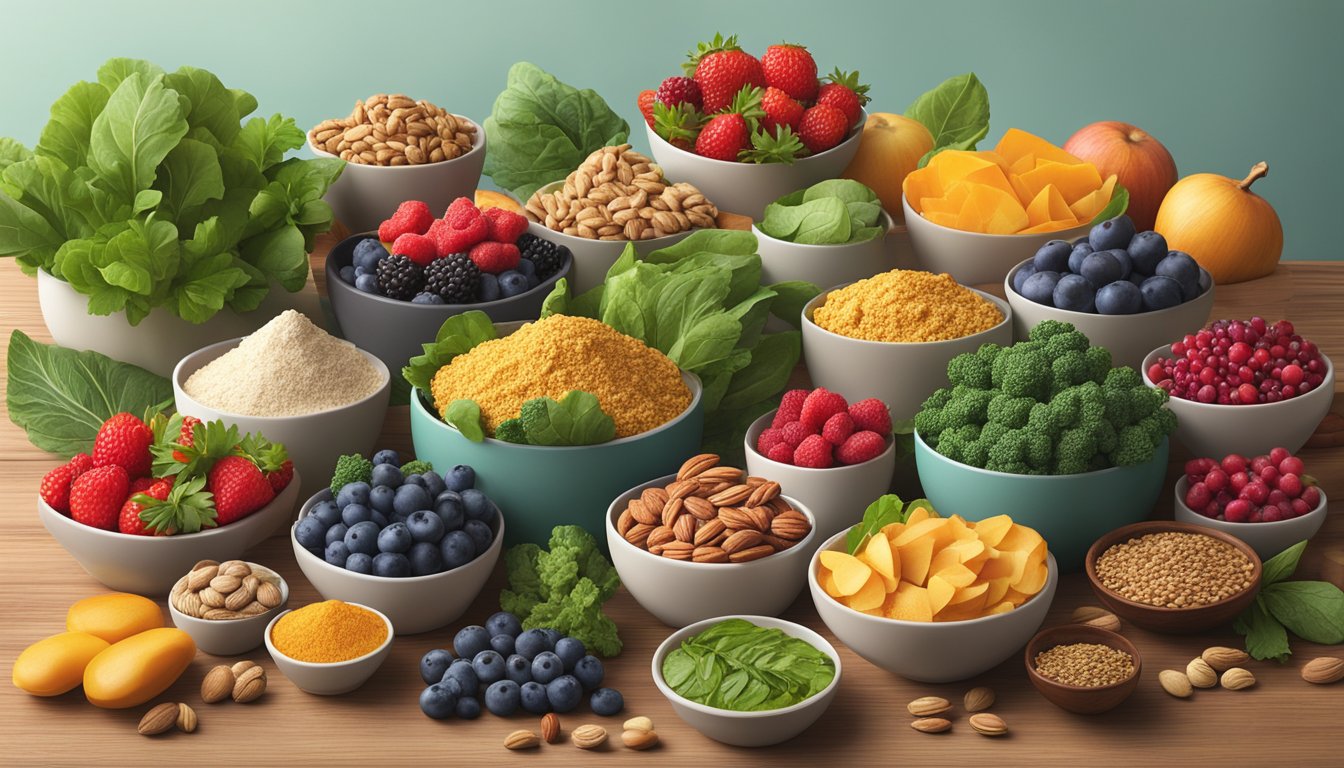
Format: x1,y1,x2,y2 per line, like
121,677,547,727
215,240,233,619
307,93,486,233
605,455,818,628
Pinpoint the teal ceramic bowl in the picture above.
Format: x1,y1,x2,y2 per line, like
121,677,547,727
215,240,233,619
913,432,1169,570
409,373,704,548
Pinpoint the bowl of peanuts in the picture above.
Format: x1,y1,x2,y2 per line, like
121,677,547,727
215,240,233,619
522,144,721,295
307,93,486,233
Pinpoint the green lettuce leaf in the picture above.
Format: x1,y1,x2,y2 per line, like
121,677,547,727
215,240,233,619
403,310,498,392
520,391,616,446
905,73,991,168
443,399,486,442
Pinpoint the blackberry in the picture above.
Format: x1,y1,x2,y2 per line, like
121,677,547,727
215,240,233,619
376,255,424,301
424,254,480,304
517,233,569,280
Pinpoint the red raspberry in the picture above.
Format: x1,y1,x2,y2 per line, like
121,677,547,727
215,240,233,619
773,389,810,428
821,412,855,445
40,463,78,513
799,388,848,432
444,197,481,228
848,398,892,435
391,233,437,266
793,434,834,469
436,216,489,254
766,442,794,464
484,207,528,244
836,430,887,465
654,76,704,110
469,241,521,274
377,200,434,242
756,427,785,455
779,421,809,448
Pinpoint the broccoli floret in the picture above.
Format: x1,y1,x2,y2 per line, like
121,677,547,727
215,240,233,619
962,440,990,468
1043,328,1091,358
977,421,1011,447
1111,424,1159,466
1048,387,1083,430
328,453,373,495
1027,319,1079,344
947,350,993,389
1054,426,1099,474
942,386,994,429
934,423,981,463
1083,345,1113,383
1050,350,1091,393
400,459,433,476
1102,386,1133,427
991,346,1051,399
1104,366,1142,392
1025,431,1053,470
987,393,1034,428
494,418,529,444
1026,402,1058,439
922,387,954,411
1130,385,1166,421
915,388,954,440
1095,419,1119,453
987,428,1028,467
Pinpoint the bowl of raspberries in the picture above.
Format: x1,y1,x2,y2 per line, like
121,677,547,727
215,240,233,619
744,388,896,540
326,197,572,373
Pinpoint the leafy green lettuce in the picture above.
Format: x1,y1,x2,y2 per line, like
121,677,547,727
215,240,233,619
500,526,622,656
661,618,836,711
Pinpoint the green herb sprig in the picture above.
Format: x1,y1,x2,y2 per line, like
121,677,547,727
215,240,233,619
1234,541,1344,661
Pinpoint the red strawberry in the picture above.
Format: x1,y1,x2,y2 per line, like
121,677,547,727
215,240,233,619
68,453,94,476
848,398,892,435
836,430,887,465
444,197,481,228
69,465,129,530
392,233,437,267
129,476,155,494
378,200,434,242
637,89,657,128
799,104,850,154
773,389,810,427
267,459,294,494
119,478,173,536
483,207,528,243
40,463,79,513
234,432,293,496
693,86,762,162
654,76,703,110
469,241,521,274
760,87,804,136
685,33,765,113
822,411,855,445
93,412,153,477
208,456,275,526
766,442,794,464
761,44,818,103
172,417,201,463
816,69,870,126
793,434,834,468
800,388,849,432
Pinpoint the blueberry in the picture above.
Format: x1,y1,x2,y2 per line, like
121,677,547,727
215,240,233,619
308,500,342,528
520,681,551,714
526,272,540,289
1019,270,1060,306
454,696,481,719
486,611,522,639
445,465,475,493
295,515,328,549
1088,214,1136,251
324,540,350,566
344,520,381,556
484,680,521,716
478,273,501,303
1079,251,1122,288
589,687,624,716
516,258,536,279
420,648,455,685
370,511,389,529
324,522,349,546
370,463,403,489
355,273,379,294
409,541,444,575
390,510,410,526
412,292,444,305
442,659,478,694
454,626,492,660
1067,242,1094,274
460,488,493,522
490,634,516,657
463,519,493,555
341,503,373,527
473,650,506,686
372,449,400,466
372,552,411,578
1127,230,1168,274
1156,251,1202,299
368,485,396,515
1011,261,1037,295
420,470,446,498
434,492,465,531
554,637,585,672
344,553,373,574
531,652,563,685
354,265,373,278
515,628,553,661
1053,273,1097,313
336,482,370,509
1128,272,1147,288
499,271,530,298
505,654,532,685
440,530,476,569
546,674,582,713
1095,280,1143,315
419,683,457,719
1140,275,1184,311
539,629,564,648
403,474,426,489
1032,239,1072,274
406,509,445,544
339,265,356,284
353,237,389,270
573,655,604,691
1108,248,1133,279
393,484,432,516
377,522,413,554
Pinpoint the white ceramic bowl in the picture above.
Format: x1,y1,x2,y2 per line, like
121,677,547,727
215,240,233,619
902,194,1093,286
307,115,486,233
523,212,695,296
36,471,302,596
1172,476,1327,560
743,409,895,542
645,112,865,219
290,490,503,634
754,210,895,292
606,475,818,628
264,601,394,695
173,337,391,501
168,562,289,656
1141,346,1335,457
651,614,842,747
1005,258,1215,370
801,285,1013,421
809,528,1058,683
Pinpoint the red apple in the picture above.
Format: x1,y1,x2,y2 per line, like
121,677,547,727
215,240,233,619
1064,121,1177,231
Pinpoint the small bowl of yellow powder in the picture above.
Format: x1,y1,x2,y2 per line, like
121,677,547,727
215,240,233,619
800,271,1013,422
264,600,394,695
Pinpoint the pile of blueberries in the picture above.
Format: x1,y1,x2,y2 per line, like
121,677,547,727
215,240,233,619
419,612,624,720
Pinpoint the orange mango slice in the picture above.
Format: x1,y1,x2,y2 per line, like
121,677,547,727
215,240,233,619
995,128,1084,167
844,572,889,613
898,535,936,586
861,534,899,591
888,583,934,622
819,551,872,597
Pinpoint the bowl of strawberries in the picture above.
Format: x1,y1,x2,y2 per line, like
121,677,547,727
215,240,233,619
36,412,302,596
640,35,866,218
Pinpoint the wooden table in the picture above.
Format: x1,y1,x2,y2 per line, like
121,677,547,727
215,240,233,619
2,249,1341,766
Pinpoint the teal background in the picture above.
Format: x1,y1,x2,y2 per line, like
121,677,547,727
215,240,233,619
2,0,1340,259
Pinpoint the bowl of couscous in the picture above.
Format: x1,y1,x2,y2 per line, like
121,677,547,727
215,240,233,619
801,271,1014,421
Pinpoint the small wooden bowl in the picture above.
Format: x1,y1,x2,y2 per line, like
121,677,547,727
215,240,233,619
1025,625,1141,714
1085,521,1262,634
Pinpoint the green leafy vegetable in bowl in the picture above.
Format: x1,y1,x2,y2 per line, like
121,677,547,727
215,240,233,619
905,72,991,168
501,525,622,656
758,179,885,245
845,494,937,555
662,618,835,711
1234,540,1344,661
0,58,342,325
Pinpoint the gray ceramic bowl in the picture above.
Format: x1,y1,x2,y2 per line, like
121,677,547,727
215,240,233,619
264,601,395,695
168,562,289,656
753,209,895,291
325,231,571,373
1172,476,1327,560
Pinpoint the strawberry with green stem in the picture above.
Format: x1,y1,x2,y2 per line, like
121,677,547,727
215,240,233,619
816,69,871,126
760,86,804,136
761,43,818,103
694,85,764,162
134,475,216,535
684,33,765,114
637,89,657,128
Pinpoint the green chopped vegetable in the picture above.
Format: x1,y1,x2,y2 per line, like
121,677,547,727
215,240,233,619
661,618,835,711
402,310,498,392
399,459,433,476
501,526,622,656
329,453,373,495
845,494,937,554
517,391,616,446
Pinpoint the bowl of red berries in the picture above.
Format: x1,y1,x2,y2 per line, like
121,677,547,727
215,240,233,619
1173,448,1327,560
744,389,897,541
639,36,866,218
325,198,572,373
1143,317,1334,457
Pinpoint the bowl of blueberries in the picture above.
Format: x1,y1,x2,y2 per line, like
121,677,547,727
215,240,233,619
1005,214,1215,370
325,229,572,374
417,614,625,721
291,448,504,634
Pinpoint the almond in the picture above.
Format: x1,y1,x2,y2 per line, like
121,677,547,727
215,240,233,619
721,529,764,555
572,724,608,749
665,479,699,501
622,729,659,750
1302,656,1344,685
744,475,771,487
201,665,235,704
628,499,659,526
1159,669,1193,698
708,484,753,507
1202,646,1250,672
616,508,636,537
255,581,283,609
187,565,218,591
640,486,669,511
770,510,811,540
1220,667,1255,690
198,587,226,608
1069,605,1121,632
683,496,718,520
963,686,995,712
176,703,197,733
676,453,719,480
718,507,759,531
623,716,654,732
505,730,541,750
693,518,727,546
729,544,774,562
541,713,560,743
746,480,780,507
138,703,179,736
209,574,241,594
672,513,697,543
1186,657,1218,689
911,717,952,734
233,666,267,703
969,712,1007,736
646,526,675,550
692,546,729,563
742,505,773,531
230,660,258,677
624,522,654,548
697,466,744,483
661,497,685,528
907,696,952,717
660,541,694,560
191,559,219,571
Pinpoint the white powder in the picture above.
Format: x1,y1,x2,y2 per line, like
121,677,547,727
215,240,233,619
184,310,385,417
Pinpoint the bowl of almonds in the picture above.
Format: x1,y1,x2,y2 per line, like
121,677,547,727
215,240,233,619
307,93,486,233
605,454,818,628
168,560,289,656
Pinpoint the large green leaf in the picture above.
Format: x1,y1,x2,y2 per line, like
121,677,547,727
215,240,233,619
152,138,224,220
165,66,242,146
87,72,189,203
34,81,109,172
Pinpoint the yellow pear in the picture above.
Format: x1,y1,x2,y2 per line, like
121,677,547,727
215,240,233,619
841,113,934,221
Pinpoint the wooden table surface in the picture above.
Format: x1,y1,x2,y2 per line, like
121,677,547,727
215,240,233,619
1,245,1341,766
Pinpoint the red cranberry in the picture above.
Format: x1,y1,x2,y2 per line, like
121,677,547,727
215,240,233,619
1250,316,1267,335
1262,505,1286,523
1185,481,1212,509
1267,489,1288,506
1230,471,1250,492
1197,385,1216,403
1277,473,1303,498
1268,447,1290,464
1243,481,1270,504
1301,485,1322,508
1280,364,1304,386
1237,383,1258,403
1204,468,1228,492
1279,455,1304,476
1222,454,1248,474
1224,498,1254,522
1290,498,1311,517
1260,465,1280,484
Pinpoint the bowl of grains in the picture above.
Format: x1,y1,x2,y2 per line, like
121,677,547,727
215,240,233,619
1085,521,1262,633
801,271,1013,421
173,311,391,500
1025,624,1142,714
521,144,719,294
307,93,485,233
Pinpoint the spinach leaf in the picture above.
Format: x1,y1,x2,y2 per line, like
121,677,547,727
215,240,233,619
662,619,835,711
1089,184,1130,225
1261,581,1344,644
847,494,914,554
443,399,485,442
905,73,991,168
802,179,878,205
759,181,884,245
88,72,189,204
1261,540,1307,585
403,310,498,392
766,281,821,330
1234,598,1291,662
34,81,108,173
520,391,616,446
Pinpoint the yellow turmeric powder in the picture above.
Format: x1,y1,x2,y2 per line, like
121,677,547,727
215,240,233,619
429,314,692,438
270,600,387,663
812,270,1003,343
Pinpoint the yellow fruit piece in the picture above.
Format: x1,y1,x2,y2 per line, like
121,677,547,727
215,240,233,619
934,562,979,589
930,150,998,187
997,523,1046,556
980,549,1029,584
905,505,936,525
982,576,1012,606
1019,161,1103,206
902,166,944,214
957,184,1029,235
13,632,110,697
929,546,962,577
923,211,961,229
844,572,888,613
926,575,957,615
1009,152,1037,176
995,128,1084,167
887,583,933,622
83,628,196,709
898,535,936,587
962,164,1018,199
920,181,972,215
1069,175,1119,221
947,580,990,605
1003,587,1038,606
1019,219,1079,234
819,568,839,597
66,593,163,644
819,551,873,597
1026,184,1074,228
892,517,947,548
861,534,899,591
1016,560,1051,594
969,515,1012,546
475,189,522,213
985,601,1017,615
936,593,989,622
